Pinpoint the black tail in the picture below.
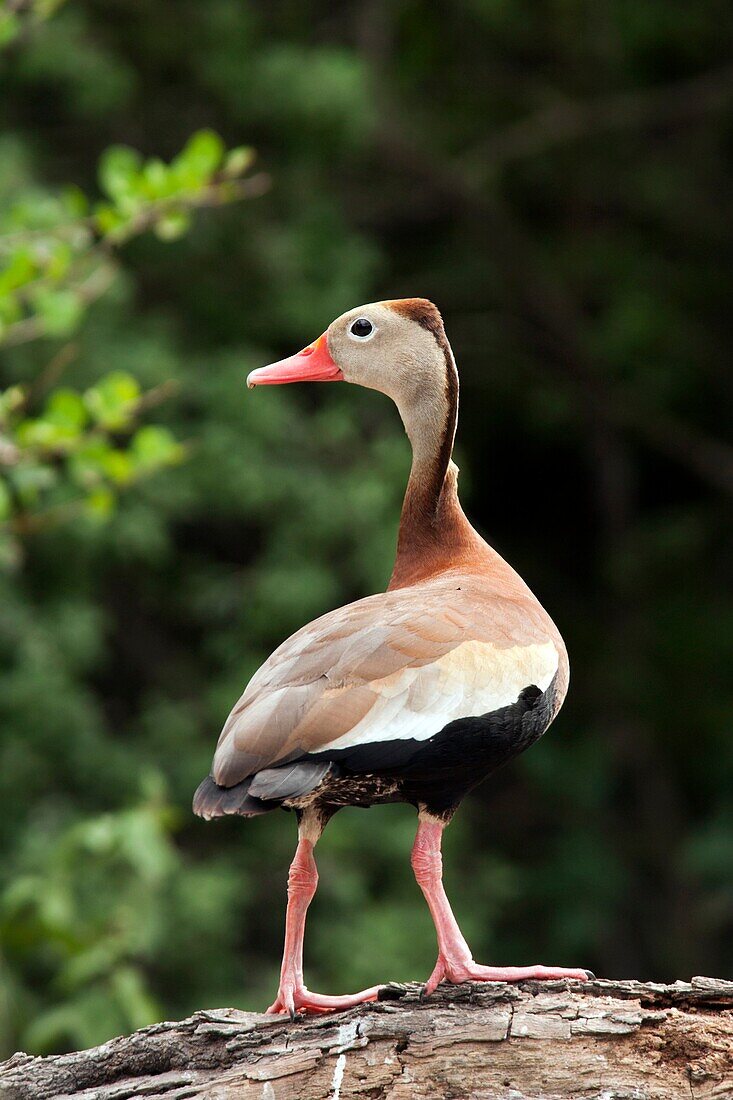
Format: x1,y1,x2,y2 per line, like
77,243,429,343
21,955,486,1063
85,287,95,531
192,775,275,820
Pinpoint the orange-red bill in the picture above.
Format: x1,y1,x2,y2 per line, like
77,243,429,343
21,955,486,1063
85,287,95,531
247,334,343,388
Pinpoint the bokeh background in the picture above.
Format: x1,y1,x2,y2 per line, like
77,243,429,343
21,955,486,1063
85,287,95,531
1,0,732,1057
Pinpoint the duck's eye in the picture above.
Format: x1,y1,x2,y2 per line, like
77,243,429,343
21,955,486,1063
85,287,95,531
349,317,374,340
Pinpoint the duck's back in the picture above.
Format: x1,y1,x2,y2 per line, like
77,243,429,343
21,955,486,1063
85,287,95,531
195,558,568,820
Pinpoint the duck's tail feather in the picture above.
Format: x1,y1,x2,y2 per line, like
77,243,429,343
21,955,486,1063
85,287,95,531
192,761,332,820
192,775,274,819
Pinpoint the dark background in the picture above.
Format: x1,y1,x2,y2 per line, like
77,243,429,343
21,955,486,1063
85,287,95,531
1,0,732,1055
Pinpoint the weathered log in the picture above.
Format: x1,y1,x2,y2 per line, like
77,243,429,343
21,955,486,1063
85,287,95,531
2,977,733,1100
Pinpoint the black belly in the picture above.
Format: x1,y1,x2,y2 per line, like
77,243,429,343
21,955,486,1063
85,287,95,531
305,672,562,819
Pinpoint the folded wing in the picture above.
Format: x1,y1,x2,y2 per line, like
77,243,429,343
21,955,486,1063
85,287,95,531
211,574,562,788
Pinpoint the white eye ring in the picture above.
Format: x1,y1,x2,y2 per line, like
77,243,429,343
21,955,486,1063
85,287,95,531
348,317,376,342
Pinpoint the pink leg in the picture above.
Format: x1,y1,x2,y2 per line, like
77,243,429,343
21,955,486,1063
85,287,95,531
411,816,592,997
266,834,381,1016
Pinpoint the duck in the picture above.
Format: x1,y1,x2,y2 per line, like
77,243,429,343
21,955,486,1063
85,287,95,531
193,298,591,1016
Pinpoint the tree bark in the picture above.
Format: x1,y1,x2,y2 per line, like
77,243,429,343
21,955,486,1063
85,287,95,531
2,977,732,1100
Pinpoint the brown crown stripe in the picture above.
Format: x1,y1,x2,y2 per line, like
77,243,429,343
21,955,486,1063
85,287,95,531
389,297,444,333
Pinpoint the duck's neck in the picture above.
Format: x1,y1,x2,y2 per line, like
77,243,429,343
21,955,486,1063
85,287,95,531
388,343,480,590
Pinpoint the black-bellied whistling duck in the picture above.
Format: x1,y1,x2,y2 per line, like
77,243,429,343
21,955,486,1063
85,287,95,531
194,298,591,1016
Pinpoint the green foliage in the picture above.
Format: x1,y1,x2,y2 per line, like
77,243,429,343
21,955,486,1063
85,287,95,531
0,0,66,48
0,370,183,545
0,129,258,347
0,115,260,553
95,131,252,244
2,785,174,1053
0,0,732,1060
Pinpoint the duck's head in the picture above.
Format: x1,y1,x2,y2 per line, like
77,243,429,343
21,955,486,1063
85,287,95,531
247,298,455,414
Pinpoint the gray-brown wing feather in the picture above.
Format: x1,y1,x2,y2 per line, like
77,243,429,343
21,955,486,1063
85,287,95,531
248,760,331,800
209,572,563,789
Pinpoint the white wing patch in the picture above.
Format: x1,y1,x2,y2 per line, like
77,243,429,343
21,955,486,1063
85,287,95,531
322,640,559,751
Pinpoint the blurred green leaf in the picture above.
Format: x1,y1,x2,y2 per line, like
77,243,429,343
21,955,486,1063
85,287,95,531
84,371,140,429
94,204,126,236
31,288,84,336
154,210,191,242
98,146,143,207
0,251,36,296
174,129,224,185
130,425,182,470
0,478,11,521
223,146,255,178
0,13,21,47
99,449,134,485
142,158,170,199
44,389,88,435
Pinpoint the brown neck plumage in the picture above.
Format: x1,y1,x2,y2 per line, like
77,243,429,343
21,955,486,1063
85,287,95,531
387,306,481,591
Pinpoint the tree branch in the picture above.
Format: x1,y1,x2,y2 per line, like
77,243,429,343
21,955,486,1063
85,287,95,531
2,977,733,1099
